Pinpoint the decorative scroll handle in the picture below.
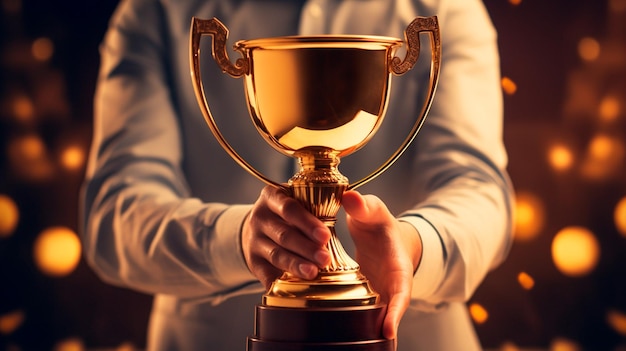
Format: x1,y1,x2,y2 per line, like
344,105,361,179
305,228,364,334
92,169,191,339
349,16,441,190
191,17,249,77
190,17,286,191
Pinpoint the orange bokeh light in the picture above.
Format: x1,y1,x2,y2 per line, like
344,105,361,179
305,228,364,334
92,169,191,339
32,37,54,62
14,134,45,161
501,76,517,95
615,197,626,238
115,342,138,351
598,95,620,123
551,226,600,277
578,37,600,62
469,302,489,324
0,195,19,238
33,226,82,277
548,144,574,172
606,309,626,336
550,337,582,351
60,145,85,171
500,341,521,351
589,135,614,160
517,271,535,290
12,94,35,122
0,310,25,335
513,191,545,242
54,337,84,351
7,134,55,181
580,134,624,181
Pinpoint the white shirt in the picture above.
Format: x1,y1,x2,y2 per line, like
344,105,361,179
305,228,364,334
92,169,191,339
81,0,514,350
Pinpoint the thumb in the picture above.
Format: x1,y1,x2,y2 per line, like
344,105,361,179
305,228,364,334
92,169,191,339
343,190,389,226
342,190,369,221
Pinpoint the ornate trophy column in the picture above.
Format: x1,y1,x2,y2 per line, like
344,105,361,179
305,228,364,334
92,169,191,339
190,16,440,351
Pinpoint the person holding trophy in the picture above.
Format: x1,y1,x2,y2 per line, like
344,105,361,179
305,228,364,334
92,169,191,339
81,0,514,350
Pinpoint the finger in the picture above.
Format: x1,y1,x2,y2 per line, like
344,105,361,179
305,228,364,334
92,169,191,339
258,216,331,268
251,195,330,268
381,286,410,340
254,234,321,281
249,255,283,289
263,187,331,245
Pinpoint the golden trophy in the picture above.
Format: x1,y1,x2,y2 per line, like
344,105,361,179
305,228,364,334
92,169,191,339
190,16,440,351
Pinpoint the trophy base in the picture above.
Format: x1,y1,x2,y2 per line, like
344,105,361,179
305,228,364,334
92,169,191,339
246,304,394,351
247,339,394,351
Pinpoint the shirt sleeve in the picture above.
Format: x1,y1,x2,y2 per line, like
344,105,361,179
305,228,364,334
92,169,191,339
399,0,514,310
79,0,261,300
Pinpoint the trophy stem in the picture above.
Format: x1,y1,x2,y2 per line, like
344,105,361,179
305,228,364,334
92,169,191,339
324,227,358,272
262,147,379,308
290,147,357,273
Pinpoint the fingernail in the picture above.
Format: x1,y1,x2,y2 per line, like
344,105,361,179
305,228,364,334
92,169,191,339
299,263,318,279
312,227,329,244
314,250,330,266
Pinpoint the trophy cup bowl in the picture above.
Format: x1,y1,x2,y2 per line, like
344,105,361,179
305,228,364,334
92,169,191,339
190,17,440,351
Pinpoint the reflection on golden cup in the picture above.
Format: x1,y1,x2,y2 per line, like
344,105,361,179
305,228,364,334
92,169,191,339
243,40,393,156
190,17,440,309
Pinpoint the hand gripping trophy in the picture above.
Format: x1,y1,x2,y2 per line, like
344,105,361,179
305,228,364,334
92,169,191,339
190,16,440,351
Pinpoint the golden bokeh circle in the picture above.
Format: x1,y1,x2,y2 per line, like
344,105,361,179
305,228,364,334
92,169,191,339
548,144,574,172
0,195,20,238
551,226,600,277
60,145,85,171
578,37,600,62
33,226,82,277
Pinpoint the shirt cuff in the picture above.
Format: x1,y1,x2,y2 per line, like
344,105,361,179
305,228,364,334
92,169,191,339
206,204,256,288
398,215,446,300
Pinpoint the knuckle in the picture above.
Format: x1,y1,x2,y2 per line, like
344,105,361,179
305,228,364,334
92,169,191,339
248,206,263,224
274,227,290,246
267,245,300,276
267,246,283,266
260,185,273,199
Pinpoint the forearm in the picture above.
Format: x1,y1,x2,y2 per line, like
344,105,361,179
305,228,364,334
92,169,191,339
403,166,513,307
82,160,258,298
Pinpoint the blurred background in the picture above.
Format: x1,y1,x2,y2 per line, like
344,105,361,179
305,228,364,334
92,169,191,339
0,0,625,350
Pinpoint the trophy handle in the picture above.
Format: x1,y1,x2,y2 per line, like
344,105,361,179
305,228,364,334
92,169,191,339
190,17,287,191
348,16,441,191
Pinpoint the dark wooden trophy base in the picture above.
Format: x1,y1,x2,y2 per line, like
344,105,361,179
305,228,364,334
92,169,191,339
246,304,394,351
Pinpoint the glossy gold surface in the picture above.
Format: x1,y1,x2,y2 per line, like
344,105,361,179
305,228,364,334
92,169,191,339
238,40,397,157
190,17,441,308
264,270,379,308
